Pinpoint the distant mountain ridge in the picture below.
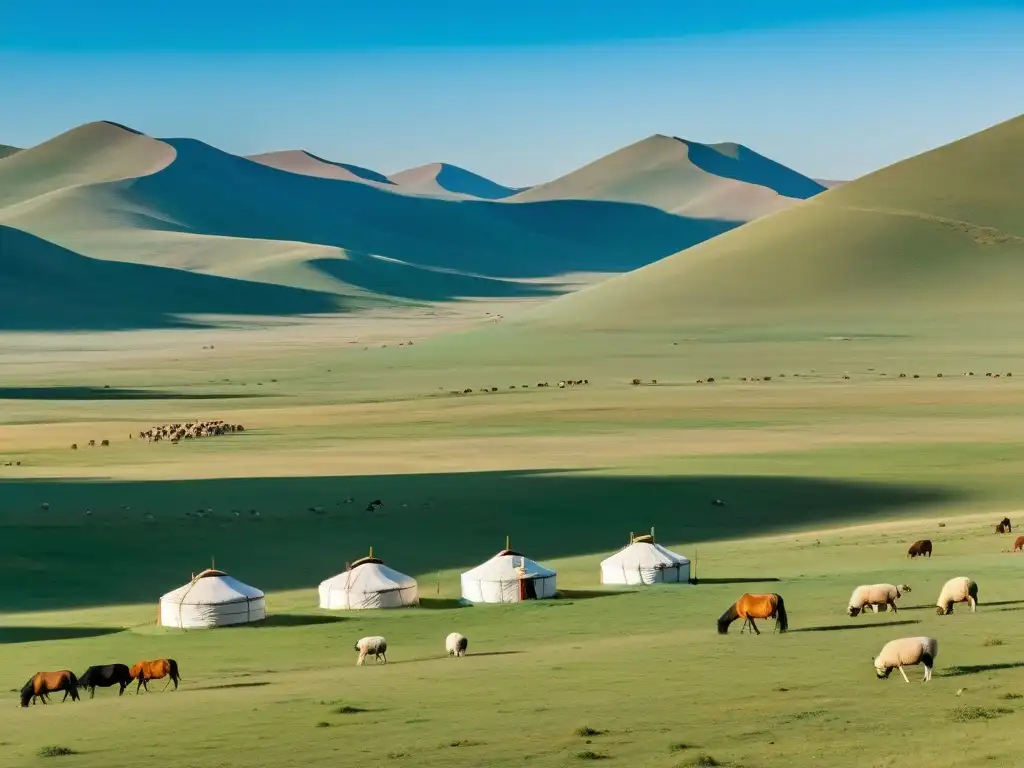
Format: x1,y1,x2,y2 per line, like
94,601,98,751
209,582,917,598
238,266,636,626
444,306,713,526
389,162,527,200
511,134,826,221
1,120,801,330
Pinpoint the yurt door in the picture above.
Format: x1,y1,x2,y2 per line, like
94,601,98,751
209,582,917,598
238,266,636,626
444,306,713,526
522,578,537,600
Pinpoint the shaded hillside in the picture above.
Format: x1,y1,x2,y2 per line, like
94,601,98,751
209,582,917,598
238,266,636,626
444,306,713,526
0,144,20,160
0,225,349,331
441,114,1024,344
511,134,825,220
1,127,734,286
246,150,394,185
389,162,525,199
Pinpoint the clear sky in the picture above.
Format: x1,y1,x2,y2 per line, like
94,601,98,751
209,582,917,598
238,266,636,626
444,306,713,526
2,1,1021,186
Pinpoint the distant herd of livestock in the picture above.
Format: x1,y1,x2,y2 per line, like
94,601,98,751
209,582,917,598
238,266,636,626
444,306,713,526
69,420,245,450
17,517,1020,708
448,379,589,395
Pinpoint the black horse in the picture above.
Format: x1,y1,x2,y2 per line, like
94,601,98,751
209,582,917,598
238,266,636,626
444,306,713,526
78,664,133,698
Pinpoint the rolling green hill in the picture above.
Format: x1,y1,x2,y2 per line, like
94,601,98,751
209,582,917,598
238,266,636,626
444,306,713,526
496,113,1024,336
0,143,21,160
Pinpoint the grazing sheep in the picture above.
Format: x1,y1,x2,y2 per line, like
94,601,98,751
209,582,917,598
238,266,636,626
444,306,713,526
446,632,469,657
936,576,978,615
906,539,932,558
873,636,939,682
848,584,911,617
354,636,387,665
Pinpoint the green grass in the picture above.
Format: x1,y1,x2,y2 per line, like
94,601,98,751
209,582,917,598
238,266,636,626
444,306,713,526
4,252,1024,766
2,454,1024,766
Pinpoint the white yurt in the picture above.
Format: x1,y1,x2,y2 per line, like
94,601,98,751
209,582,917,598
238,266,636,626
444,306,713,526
318,549,419,610
600,531,691,585
159,568,266,628
461,540,557,603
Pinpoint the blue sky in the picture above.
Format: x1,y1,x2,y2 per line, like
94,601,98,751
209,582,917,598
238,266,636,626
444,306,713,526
2,1,1022,185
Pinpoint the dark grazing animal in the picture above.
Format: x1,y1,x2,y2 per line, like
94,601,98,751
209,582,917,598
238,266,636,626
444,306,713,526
717,593,788,635
78,664,132,698
129,659,181,693
20,670,79,707
996,517,1012,534
907,539,932,558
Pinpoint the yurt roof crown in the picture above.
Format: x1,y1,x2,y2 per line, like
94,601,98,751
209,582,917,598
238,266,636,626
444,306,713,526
348,546,384,569
629,527,657,545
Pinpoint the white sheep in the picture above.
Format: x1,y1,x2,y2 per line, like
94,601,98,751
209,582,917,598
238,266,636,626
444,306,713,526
847,583,911,617
936,577,978,615
873,636,938,682
446,632,469,657
354,635,387,666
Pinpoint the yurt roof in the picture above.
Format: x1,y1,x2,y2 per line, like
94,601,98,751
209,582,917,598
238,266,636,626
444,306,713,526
462,550,556,580
321,559,417,592
601,539,690,568
161,570,265,605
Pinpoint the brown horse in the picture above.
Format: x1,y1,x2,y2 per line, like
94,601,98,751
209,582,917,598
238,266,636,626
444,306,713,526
717,593,789,635
907,539,932,558
20,670,79,707
1013,536,1024,552
129,659,181,693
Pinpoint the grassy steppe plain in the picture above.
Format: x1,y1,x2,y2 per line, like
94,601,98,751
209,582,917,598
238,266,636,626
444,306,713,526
2,319,1024,768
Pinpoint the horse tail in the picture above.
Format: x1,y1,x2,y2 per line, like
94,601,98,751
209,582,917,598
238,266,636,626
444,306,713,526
717,603,739,634
775,595,789,632
169,659,181,684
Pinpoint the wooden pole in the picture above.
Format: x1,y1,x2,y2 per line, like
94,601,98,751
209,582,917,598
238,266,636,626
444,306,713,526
369,545,374,559
436,570,441,595
505,534,510,551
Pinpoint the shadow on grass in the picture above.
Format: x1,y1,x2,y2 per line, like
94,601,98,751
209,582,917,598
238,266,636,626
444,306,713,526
466,651,523,658
0,469,961,613
694,577,781,585
556,589,633,600
0,626,124,644
253,615,346,628
389,651,524,665
791,619,920,633
903,599,1024,612
193,681,272,690
940,662,1024,678
0,386,264,402
418,598,471,610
